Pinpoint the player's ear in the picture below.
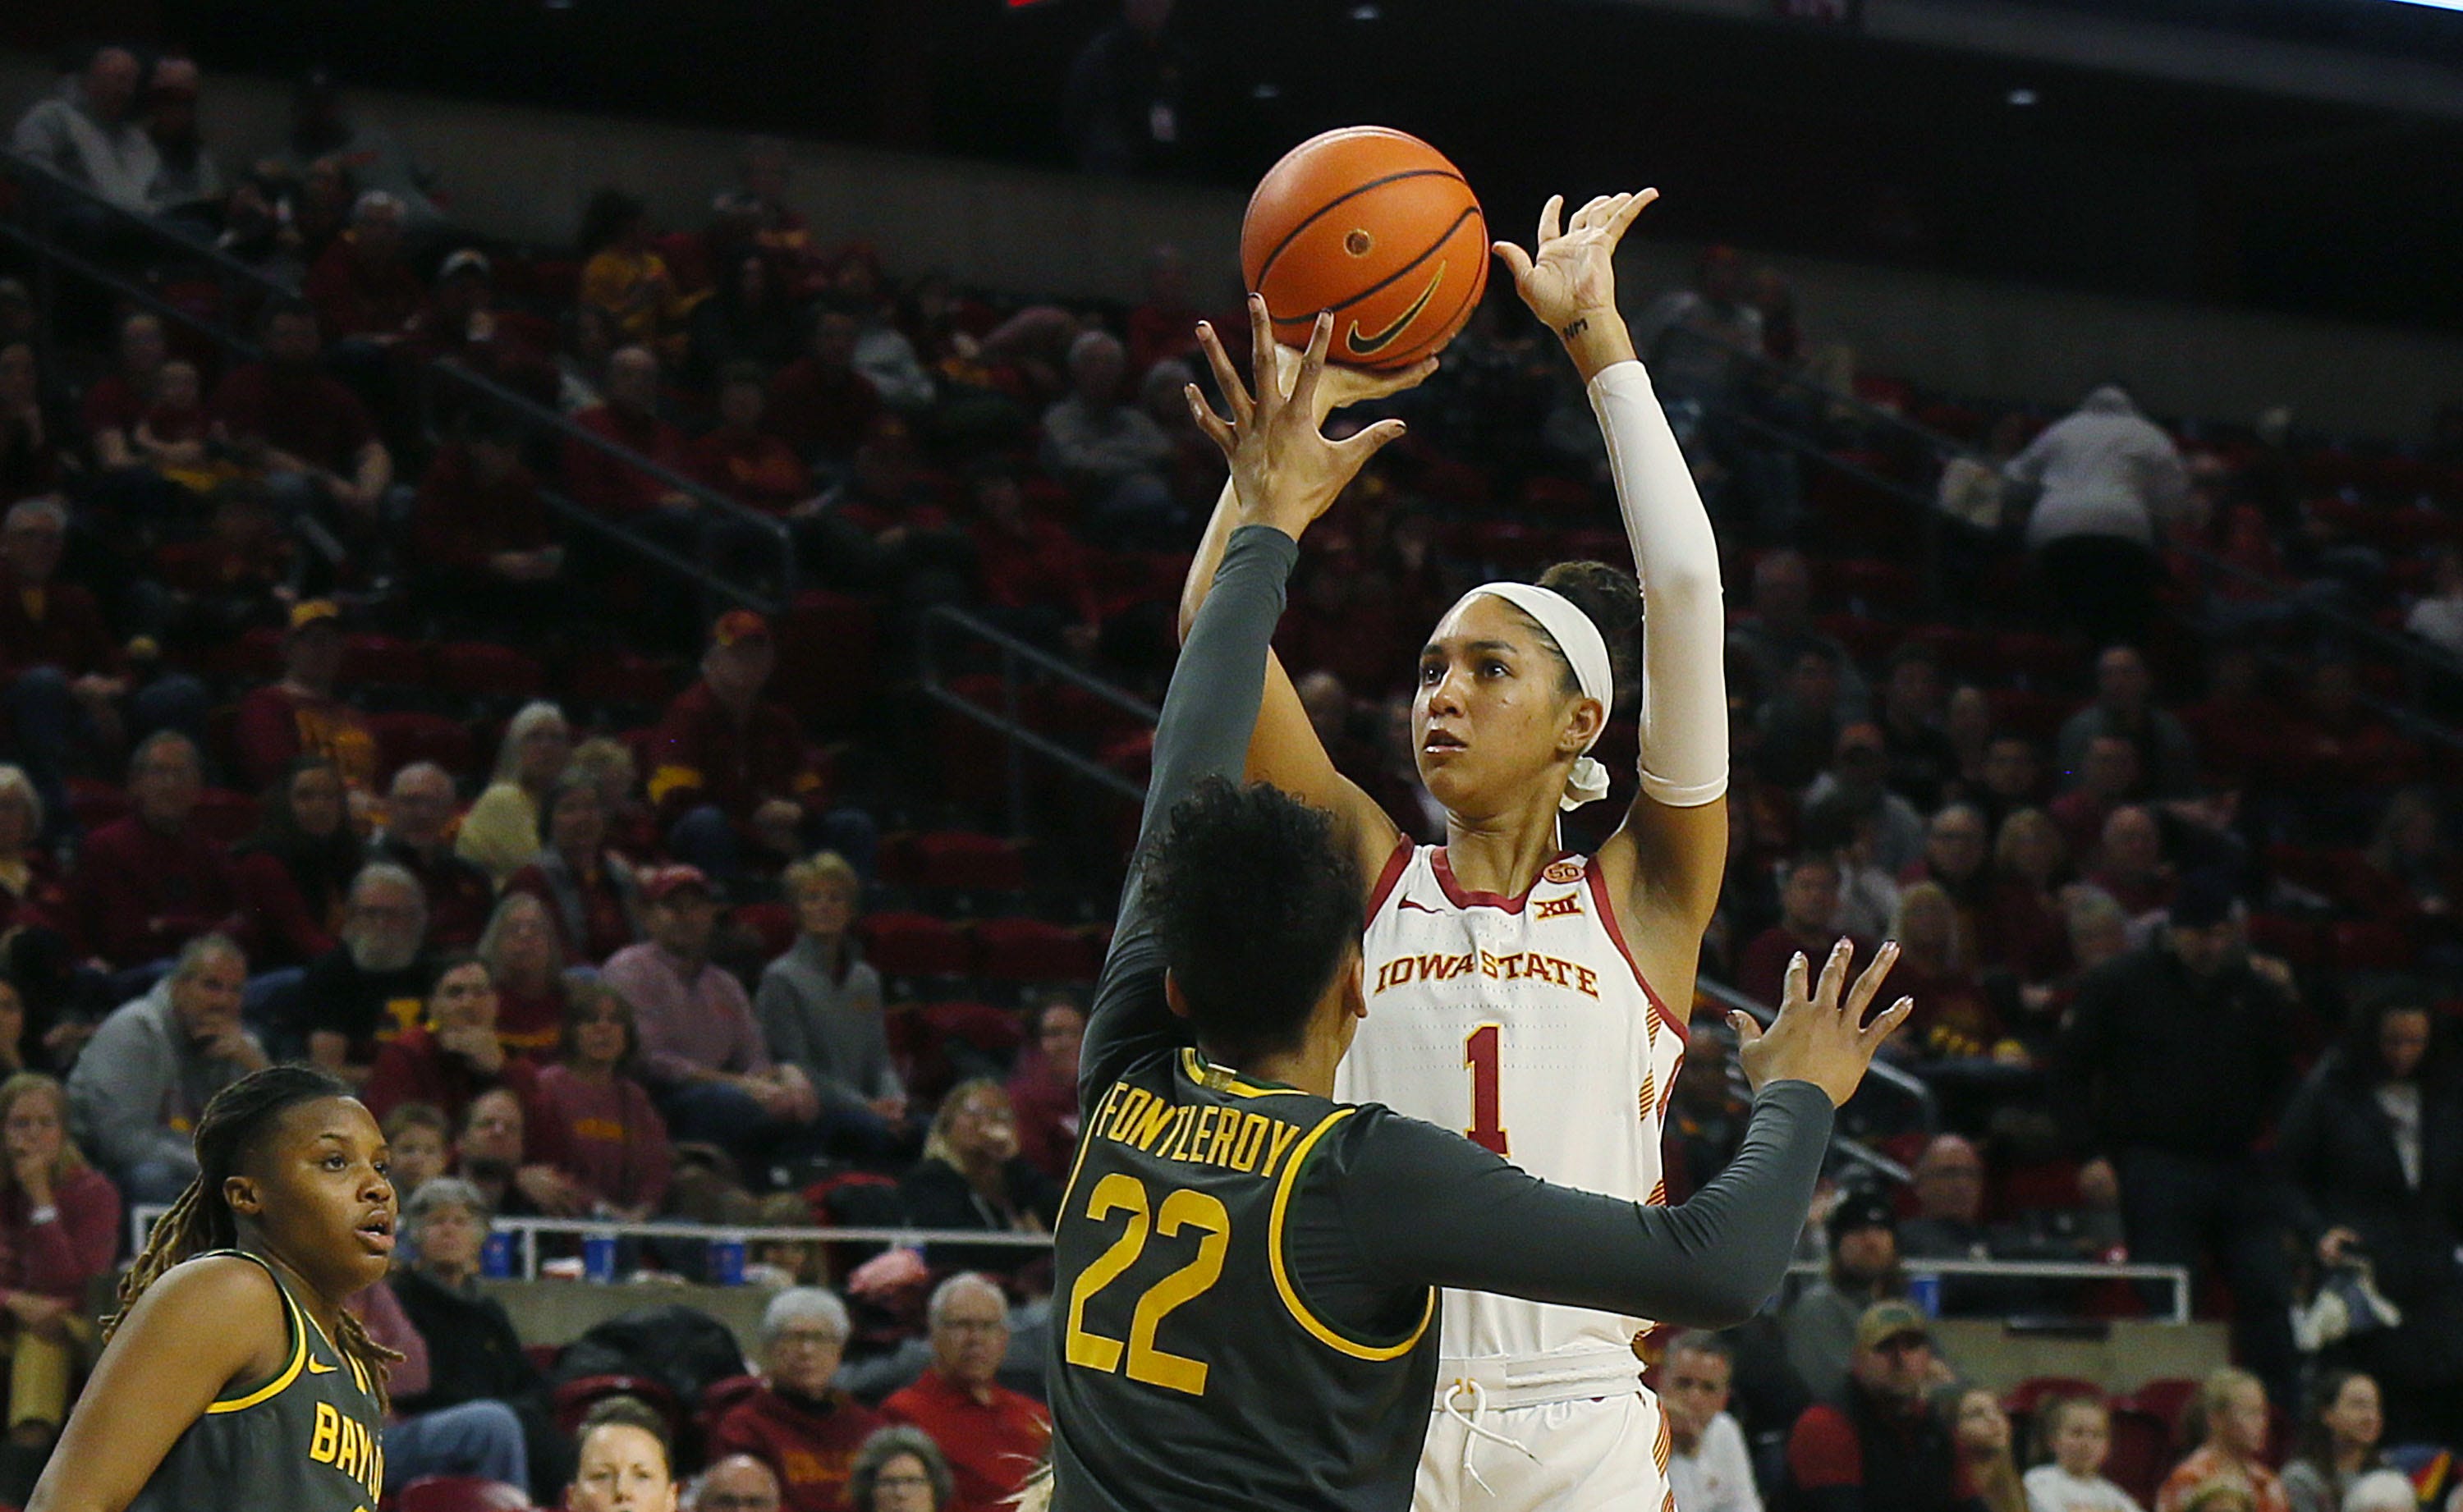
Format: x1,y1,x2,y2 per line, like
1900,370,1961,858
1559,694,1604,757
1342,946,1367,1022
222,1173,263,1218
1162,969,1194,1021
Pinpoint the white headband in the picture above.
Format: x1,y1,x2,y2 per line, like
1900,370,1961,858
1453,582,1615,811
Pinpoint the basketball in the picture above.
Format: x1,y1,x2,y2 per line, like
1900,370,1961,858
1240,126,1489,372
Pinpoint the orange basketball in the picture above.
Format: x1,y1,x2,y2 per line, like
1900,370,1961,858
1241,126,1489,372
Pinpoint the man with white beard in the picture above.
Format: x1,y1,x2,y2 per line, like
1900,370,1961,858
289,859,434,1084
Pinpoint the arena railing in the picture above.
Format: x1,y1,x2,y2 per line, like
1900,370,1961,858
1,151,797,616
1650,318,2463,743
1783,1258,2195,1325
1694,973,1938,1186
918,603,1155,833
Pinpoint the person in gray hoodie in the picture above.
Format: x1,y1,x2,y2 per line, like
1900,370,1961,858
65,932,268,1202
2004,383,2190,648
754,850,910,1160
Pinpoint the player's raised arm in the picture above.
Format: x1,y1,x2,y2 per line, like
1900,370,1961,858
1080,308,1406,1110
1498,192,1731,983
1328,941,1910,1324
1173,318,1432,888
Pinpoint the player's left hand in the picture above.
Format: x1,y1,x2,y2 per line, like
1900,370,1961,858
1731,937,1913,1107
1493,190,1657,333
1188,296,1407,541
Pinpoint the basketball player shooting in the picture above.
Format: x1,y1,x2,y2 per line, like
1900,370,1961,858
1178,188,1734,1510
1043,303,1910,1512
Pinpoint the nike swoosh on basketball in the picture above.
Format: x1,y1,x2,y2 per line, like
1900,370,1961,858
1346,262,1446,356
305,1356,337,1374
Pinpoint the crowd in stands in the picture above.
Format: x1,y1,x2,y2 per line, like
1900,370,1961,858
7,31,2463,1512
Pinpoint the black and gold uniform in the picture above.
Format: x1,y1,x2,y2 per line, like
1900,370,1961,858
127,1250,388,1512
1046,527,1836,1512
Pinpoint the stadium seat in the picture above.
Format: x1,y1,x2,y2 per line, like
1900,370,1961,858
2121,1377,2199,1445
856,912,974,979
917,999,1026,1060
2244,912,2324,971
733,901,798,961
2003,1376,2103,1415
433,643,548,701
549,1375,679,1439
776,592,879,732
564,651,675,713
2103,1407,2172,1505
1989,631,2078,687
394,1478,532,1512
369,711,480,782
524,1344,561,1376
342,635,432,690
973,918,1100,983
900,832,1029,896
2330,919,2415,971
65,775,130,831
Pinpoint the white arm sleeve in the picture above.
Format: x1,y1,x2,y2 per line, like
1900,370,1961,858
1588,360,1729,807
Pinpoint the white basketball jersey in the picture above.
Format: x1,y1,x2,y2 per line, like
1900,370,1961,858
1340,843,1687,1368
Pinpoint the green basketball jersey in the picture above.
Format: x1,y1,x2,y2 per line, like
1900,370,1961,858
127,1250,388,1512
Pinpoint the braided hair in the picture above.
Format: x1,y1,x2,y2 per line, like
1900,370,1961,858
108,1065,402,1407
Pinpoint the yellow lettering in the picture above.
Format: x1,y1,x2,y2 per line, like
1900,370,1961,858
1259,1122,1303,1178
310,1402,340,1464
1229,1112,1270,1173
1106,1087,1153,1142
1186,1107,1219,1161
369,1438,386,1497
1126,1096,1177,1152
334,1416,361,1480
1163,1106,1199,1161
1204,1107,1241,1166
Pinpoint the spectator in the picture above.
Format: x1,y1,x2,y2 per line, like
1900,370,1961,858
1633,242,1765,411
1123,245,1201,374
2058,872,2299,1404
2088,806,2174,925
149,484,298,657
1663,1332,1763,1512
373,763,498,951
2004,386,2190,648
965,463,1099,655
1,497,132,831
768,309,883,467
1007,994,1085,1181
507,772,644,966
1063,0,1188,176
2049,735,2143,861
1039,329,1176,548
818,258,935,414
2057,648,2200,800
410,413,563,628
2278,987,2463,1445
690,364,817,515
381,1101,451,1200
279,71,449,238
365,955,542,1127
2279,1372,2386,1512
2154,1370,2286,1512
1878,645,1960,810
1975,735,2047,833
848,1426,951,1512
1909,803,1993,939
1898,1134,1993,1265
648,610,871,884
710,1288,885,1512
880,1274,1049,1512
2282,659,2420,795
369,1268,533,1496
389,1176,569,1501
231,756,363,969
457,703,574,889
81,311,167,471
1956,1390,2030,1512
2337,1473,2415,1512
453,1084,586,1219
1664,1031,1753,1205
233,599,382,792
898,1079,1061,1282
1784,1189,1908,1403
754,851,906,1160
601,865,816,1155
694,1455,786,1512
304,190,424,344
65,933,265,1202
530,983,671,1220
478,891,572,1057
1890,882,2003,1063
9,46,154,213
0,344,70,502
1805,723,1928,877
2403,545,2463,661
292,861,433,1083
2024,1395,2144,1512
565,343,697,524
578,190,697,364
1738,853,1845,1008
0,1070,121,1450
0,770,75,1057
688,252,801,386
69,731,241,971
1784,1301,1975,1512
127,359,210,487
209,300,394,569
566,1395,678,1512
1988,808,2071,989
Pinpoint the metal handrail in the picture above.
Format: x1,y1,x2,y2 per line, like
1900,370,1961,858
1695,972,1941,1130
919,604,1156,832
1781,1258,2195,1325
3,151,303,298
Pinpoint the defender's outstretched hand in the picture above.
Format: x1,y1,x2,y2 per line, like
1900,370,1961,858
1188,296,1407,541
1493,189,1658,334
1732,939,1914,1107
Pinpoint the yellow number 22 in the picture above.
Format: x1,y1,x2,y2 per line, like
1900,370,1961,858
1062,1173,1231,1396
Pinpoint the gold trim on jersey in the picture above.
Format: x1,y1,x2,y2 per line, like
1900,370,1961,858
1179,1047,1307,1099
1058,1081,1126,1216
1266,1108,1434,1362
206,1284,312,1413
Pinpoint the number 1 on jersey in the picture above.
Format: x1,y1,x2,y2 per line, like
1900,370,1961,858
1464,1024,1508,1156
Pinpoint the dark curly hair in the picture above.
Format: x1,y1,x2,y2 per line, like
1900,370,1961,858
1143,779,1365,1065
1530,560,1644,699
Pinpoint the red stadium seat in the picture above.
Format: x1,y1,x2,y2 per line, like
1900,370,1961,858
524,1344,561,1376
342,635,431,689
856,912,974,978
2244,912,2324,971
2103,1407,2172,1505
974,918,1100,983
369,711,480,783
565,652,676,712
433,643,548,701
2121,1378,2199,1446
776,592,879,732
188,789,261,848
549,1375,679,1439
733,901,797,961
395,1478,533,1512
65,776,130,832
2004,1376,2103,1416
917,999,1026,1060
905,832,1029,895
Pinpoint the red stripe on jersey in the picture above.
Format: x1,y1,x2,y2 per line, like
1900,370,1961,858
1429,846,1572,914
1584,859,1688,1042
1364,838,1415,924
